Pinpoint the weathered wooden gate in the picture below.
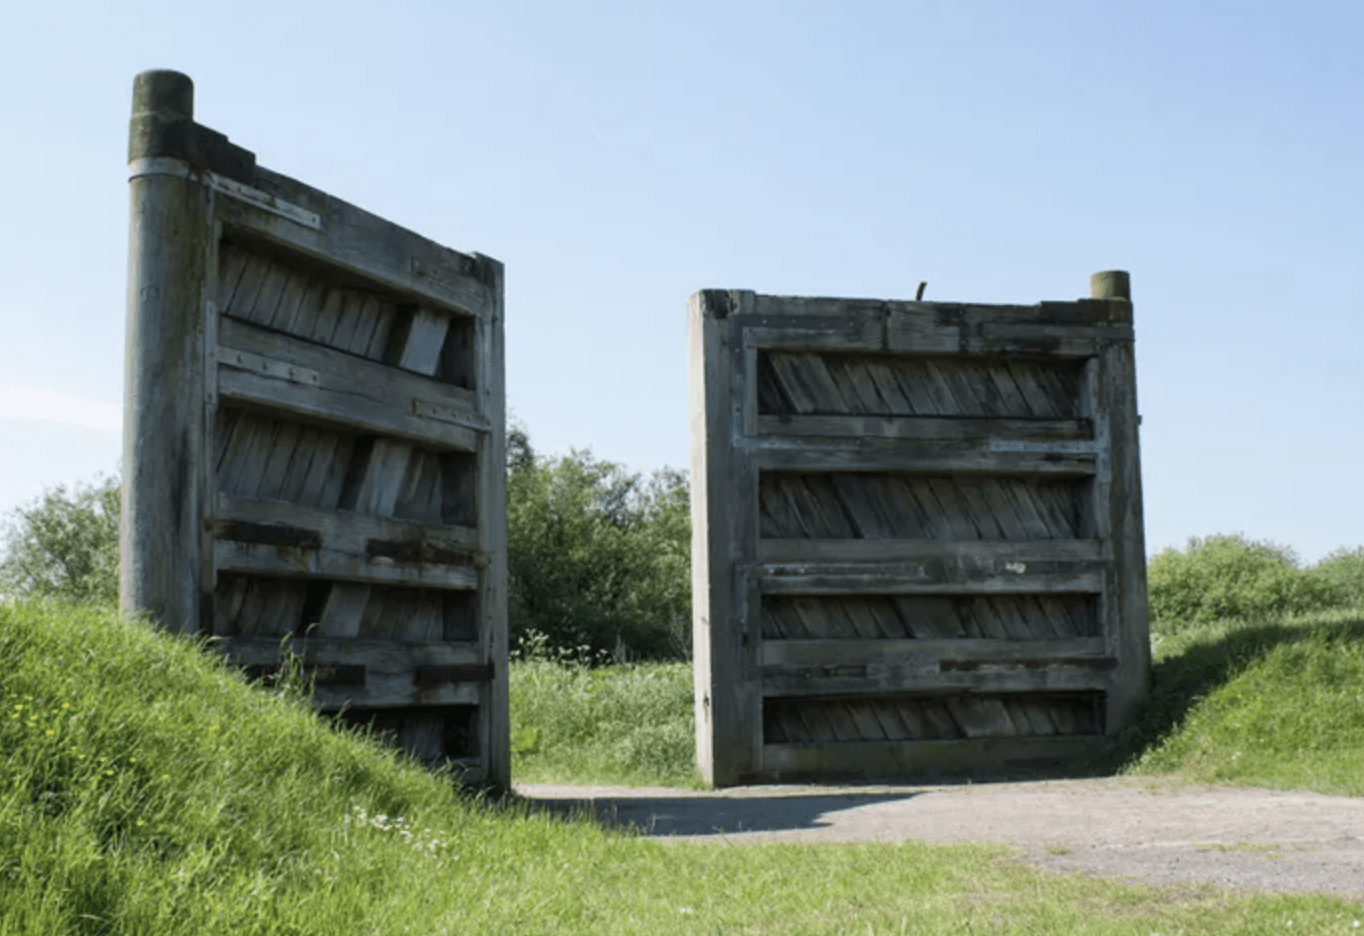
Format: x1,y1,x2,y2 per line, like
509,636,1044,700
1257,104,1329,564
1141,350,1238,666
688,275,1148,786
122,70,508,786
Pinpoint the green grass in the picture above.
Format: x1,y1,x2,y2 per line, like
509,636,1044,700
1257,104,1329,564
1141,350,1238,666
7,599,1362,934
509,657,699,787
1119,609,1364,795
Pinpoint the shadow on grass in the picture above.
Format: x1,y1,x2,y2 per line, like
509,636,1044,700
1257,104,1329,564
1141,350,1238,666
1094,613,1364,774
513,789,925,837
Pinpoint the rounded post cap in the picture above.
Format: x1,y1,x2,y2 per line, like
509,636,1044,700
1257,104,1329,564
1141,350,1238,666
1090,270,1131,301
132,70,193,120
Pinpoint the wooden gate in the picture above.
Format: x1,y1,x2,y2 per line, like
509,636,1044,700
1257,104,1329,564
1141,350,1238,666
688,275,1148,786
121,70,508,786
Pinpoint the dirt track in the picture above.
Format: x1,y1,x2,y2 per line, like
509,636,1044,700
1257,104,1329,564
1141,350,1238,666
517,777,1364,899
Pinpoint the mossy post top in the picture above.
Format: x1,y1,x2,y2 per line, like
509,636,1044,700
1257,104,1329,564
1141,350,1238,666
128,69,256,183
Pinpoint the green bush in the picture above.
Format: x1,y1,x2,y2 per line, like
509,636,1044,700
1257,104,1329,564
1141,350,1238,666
1147,533,1346,632
1310,545,1364,609
506,428,690,661
0,473,121,606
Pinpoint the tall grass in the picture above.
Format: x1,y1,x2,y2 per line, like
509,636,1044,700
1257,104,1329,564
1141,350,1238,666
4,598,1358,934
509,654,697,787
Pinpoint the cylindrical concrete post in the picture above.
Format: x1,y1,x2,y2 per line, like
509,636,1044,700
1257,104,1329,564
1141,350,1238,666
1090,270,1132,302
121,70,210,632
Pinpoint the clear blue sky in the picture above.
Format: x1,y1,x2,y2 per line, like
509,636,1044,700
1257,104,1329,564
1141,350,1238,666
2,0,1361,562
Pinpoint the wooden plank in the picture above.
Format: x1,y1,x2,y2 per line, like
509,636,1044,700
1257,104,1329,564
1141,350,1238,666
213,540,478,590
753,415,1089,442
759,736,1108,782
760,655,1114,698
219,313,482,429
689,289,764,787
1094,312,1151,733
216,491,479,554
472,255,510,790
218,367,477,452
762,637,1106,667
757,565,1105,596
748,441,1097,478
214,166,495,321
757,539,1103,565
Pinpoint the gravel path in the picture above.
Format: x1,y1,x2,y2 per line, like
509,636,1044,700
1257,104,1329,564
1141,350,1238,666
517,777,1364,899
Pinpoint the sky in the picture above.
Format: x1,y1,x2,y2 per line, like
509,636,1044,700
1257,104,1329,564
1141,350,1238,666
2,0,1362,563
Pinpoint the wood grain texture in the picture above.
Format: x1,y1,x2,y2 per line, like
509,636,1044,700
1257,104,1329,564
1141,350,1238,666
760,736,1108,782
758,473,1088,541
762,692,1103,743
129,120,507,781
122,168,213,633
215,168,495,321
758,351,1082,419
760,594,1099,640
690,284,1148,785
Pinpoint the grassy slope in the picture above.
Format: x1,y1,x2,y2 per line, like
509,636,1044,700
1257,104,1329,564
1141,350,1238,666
5,601,1359,935
1120,609,1364,795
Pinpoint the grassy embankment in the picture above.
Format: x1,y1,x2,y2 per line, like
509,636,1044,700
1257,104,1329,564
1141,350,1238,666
6,598,1363,935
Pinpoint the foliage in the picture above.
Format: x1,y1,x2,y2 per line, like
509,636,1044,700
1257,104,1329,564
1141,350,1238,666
509,654,697,787
1146,533,1349,632
1310,545,1364,610
506,427,690,661
0,473,121,605
3,599,1355,934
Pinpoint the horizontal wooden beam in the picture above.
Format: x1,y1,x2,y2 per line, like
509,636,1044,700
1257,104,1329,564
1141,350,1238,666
760,635,1115,698
214,165,496,320
754,561,1105,596
213,637,487,709
753,415,1090,444
746,440,1097,477
762,638,1107,667
758,736,1110,782
217,315,482,451
758,539,1104,565
214,540,478,590
216,492,480,556
737,300,1131,358
747,295,1132,327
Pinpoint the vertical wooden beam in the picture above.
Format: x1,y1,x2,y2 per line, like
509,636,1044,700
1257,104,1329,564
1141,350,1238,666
475,256,510,791
1089,270,1150,732
122,70,212,633
689,289,762,787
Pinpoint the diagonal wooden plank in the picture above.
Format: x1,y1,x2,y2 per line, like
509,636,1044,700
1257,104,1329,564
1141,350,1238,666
269,270,308,334
216,244,251,313
248,260,290,327
308,287,344,346
222,251,268,319
317,307,456,638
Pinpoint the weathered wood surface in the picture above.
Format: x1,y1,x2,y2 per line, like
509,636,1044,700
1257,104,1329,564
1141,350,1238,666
123,70,508,786
760,596,1099,640
760,736,1108,782
215,637,487,708
752,415,1089,443
689,278,1149,786
213,170,496,320
122,70,213,633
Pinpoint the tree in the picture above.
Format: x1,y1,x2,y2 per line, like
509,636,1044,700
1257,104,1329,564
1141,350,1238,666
0,473,121,605
506,432,691,661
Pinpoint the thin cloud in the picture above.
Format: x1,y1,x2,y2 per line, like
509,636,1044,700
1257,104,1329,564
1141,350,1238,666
0,384,121,431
